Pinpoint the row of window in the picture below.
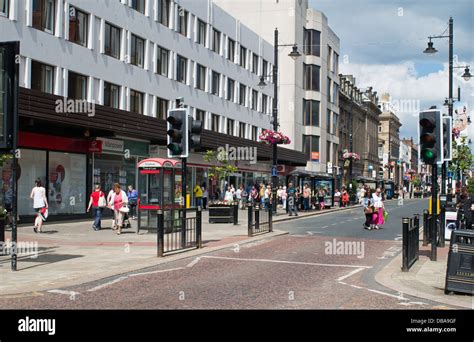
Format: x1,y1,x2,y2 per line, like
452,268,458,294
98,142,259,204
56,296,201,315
302,100,338,133
302,136,338,164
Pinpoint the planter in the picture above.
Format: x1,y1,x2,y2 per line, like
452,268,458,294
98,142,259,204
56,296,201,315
209,205,237,224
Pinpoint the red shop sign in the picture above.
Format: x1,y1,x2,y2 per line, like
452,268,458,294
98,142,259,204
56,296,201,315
89,140,103,153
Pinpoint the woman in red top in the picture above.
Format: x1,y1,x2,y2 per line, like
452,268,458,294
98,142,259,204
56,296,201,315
87,184,106,231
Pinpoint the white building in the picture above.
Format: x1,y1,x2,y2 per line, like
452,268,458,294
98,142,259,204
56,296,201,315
214,0,341,178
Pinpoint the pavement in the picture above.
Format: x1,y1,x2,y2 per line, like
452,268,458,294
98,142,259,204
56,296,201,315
0,203,360,296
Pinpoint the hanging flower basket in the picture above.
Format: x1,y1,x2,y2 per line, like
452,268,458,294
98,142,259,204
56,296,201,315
342,152,360,161
407,169,417,174
452,127,461,139
259,129,291,145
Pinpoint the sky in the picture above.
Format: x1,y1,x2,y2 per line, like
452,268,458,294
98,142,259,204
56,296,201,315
311,0,474,142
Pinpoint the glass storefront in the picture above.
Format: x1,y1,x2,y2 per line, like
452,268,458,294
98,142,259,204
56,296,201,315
93,154,137,193
48,152,87,215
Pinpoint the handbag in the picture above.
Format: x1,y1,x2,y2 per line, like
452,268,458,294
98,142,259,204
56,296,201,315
364,206,374,214
98,192,107,208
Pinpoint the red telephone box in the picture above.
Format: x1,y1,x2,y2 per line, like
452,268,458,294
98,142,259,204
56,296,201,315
137,158,182,232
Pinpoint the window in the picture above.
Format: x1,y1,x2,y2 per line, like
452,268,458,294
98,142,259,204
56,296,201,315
240,46,247,68
303,28,321,57
156,97,168,119
177,7,188,36
68,71,87,100
239,84,246,106
156,46,169,77
326,141,331,163
197,19,206,45
157,0,170,27
303,99,320,126
196,109,205,123
131,0,145,14
333,113,338,134
211,71,220,96
130,89,143,114
251,89,258,111
227,119,234,135
176,55,187,84
327,77,331,102
303,63,320,91
68,7,88,46
302,135,320,159
262,59,268,78
333,52,339,74
333,82,339,106
131,34,144,68
211,114,219,132
327,109,331,132
31,60,54,94
327,46,332,71
103,82,120,109
196,64,206,90
378,126,382,133
252,126,258,141
239,122,246,138
32,0,55,34
0,0,8,16
261,94,268,114
227,78,235,101
252,53,258,74
212,29,221,54
104,22,121,59
227,38,235,62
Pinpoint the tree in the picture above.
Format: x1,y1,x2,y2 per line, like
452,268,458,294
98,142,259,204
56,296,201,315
0,154,11,168
449,136,473,176
203,150,238,184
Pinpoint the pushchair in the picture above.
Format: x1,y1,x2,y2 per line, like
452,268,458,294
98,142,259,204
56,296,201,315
122,211,132,229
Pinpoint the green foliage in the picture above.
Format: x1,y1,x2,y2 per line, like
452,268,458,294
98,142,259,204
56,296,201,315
467,177,474,195
411,177,422,188
203,150,238,181
0,154,11,168
449,136,473,174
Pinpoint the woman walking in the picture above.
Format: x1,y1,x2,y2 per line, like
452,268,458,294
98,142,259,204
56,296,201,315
372,188,385,229
281,186,287,210
362,189,374,230
127,185,138,219
109,183,128,235
317,188,326,210
30,179,48,233
87,184,106,231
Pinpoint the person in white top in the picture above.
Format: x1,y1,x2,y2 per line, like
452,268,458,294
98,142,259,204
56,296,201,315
235,186,242,208
30,179,48,233
281,186,288,209
224,186,234,202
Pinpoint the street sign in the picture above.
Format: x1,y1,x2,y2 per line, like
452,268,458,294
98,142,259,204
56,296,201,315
327,162,333,174
271,166,277,177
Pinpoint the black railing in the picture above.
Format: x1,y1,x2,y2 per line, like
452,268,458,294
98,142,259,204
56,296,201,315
402,214,420,272
156,207,202,257
422,210,431,246
248,204,272,237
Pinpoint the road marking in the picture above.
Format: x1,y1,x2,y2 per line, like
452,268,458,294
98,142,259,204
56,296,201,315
336,267,366,282
129,267,185,277
331,223,337,226
321,226,328,229
307,232,314,235
186,258,201,268
398,301,428,306
87,276,129,292
48,290,80,296
201,255,372,269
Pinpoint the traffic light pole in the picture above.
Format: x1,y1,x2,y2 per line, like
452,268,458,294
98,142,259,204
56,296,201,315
181,157,187,248
430,165,438,261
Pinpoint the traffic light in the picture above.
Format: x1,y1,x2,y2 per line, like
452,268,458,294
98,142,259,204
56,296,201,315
188,117,203,150
419,109,442,165
442,116,452,161
166,108,188,158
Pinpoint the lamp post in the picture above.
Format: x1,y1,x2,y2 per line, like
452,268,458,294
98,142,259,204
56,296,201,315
424,17,472,246
259,28,301,214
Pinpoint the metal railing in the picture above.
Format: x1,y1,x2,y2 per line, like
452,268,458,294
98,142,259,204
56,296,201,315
402,214,420,272
156,207,202,257
248,204,272,237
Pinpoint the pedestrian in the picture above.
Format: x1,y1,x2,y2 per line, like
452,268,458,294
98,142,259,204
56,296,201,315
334,188,341,208
264,184,271,210
107,186,116,229
282,185,287,210
259,184,265,206
127,185,138,219
359,186,366,204
215,187,221,201
457,187,472,229
236,185,242,208
250,185,258,205
241,185,248,209
193,183,203,207
287,182,298,216
317,188,326,210
341,188,349,207
201,183,208,210
2,183,13,228
303,184,311,211
109,183,128,235
87,184,106,231
30,178,48,233
224,186,234,202
362,189,374,230
372,188,385,230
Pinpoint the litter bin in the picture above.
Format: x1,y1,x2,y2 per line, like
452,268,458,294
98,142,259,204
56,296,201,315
445,229,474,295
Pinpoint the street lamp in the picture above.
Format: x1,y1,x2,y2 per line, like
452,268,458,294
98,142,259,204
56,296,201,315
259,28,301,214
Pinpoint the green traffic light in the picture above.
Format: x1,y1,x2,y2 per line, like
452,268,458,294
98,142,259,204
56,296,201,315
167,143,183,154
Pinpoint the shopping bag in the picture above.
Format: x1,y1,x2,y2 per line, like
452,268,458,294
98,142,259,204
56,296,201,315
383,209,389,222
40,208,49,221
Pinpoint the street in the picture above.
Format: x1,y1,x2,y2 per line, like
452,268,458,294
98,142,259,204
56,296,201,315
0,198,456,310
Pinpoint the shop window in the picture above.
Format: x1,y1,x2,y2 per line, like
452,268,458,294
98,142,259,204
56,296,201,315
93,154,137,195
